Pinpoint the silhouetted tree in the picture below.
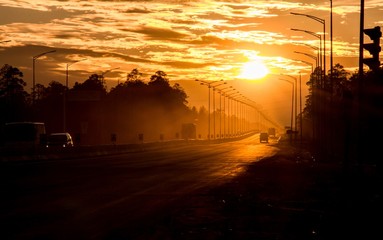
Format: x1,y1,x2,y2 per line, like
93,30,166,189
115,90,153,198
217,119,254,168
149,70,169,87
331,63,351,98
72,73,107,94
126,68,143,82
0,64,29,124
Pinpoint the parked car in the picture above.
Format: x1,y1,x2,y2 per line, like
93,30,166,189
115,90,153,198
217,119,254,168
46,133,74,148
260,132,269,143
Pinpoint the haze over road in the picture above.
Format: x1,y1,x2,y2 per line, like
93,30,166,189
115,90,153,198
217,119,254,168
1,134,279,239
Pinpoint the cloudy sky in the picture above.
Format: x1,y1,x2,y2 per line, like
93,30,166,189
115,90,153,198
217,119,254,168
0,0,382,126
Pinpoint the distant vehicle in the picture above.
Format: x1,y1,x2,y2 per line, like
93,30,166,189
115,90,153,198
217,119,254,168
260,132,269,143
181,123,196,140
2,122,46,150
46,133,74,148
268,128,276,137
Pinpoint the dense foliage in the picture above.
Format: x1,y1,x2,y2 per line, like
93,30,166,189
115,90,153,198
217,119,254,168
0,67,199,144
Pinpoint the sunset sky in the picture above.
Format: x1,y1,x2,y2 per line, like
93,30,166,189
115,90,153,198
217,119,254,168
0,0,382,126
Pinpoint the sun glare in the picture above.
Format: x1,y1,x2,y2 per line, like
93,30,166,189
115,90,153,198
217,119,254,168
239,60,269,80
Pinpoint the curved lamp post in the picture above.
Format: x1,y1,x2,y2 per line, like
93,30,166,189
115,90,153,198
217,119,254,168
294,51,320,88
293,59,313,73
32,50,56,103
63,58,87,132
281,74,298,134
291,28,323,87
102,67,120,76
278,78,294,143
294,42,320,69
66,58,87,88
101,67,120,84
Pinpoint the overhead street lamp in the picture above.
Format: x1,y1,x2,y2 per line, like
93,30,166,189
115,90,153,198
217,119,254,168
291,12,326,83
281,74,298,134
32,50,56,103
101,67,120,83
294,42,320,68
66,58,87,88
294,51,320,87
278,78,294,143
298,42,319,51
294,51,318,67
293,59,313,73
291,28,323,86
291,29,321,65
102,67,120,77
64,58,87,132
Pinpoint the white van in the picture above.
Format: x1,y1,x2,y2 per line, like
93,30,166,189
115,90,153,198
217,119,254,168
3,122,46,150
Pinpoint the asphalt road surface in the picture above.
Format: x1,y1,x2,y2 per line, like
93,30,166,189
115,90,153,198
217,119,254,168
1,134,279,239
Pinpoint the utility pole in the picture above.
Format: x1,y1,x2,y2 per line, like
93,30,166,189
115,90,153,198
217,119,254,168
357,0,364,165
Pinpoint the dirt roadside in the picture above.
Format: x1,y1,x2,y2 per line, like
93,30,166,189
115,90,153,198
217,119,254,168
126,138,382,240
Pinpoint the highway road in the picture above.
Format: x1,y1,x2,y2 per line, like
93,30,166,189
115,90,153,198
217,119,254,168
1,134,279,239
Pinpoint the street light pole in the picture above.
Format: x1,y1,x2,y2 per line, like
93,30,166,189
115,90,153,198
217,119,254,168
222,88,238,138
217,86,232,138
299,72,302,144
64,58,87,132
281,74,298,134
278,78,294,143
211,81,226,139
32,50,56,103
228,92,241,137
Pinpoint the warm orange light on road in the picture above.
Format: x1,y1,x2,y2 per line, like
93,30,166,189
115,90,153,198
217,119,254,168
238,60,269,80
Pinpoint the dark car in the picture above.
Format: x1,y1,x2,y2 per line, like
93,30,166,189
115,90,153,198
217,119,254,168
46,133,74,148
260,132,269,143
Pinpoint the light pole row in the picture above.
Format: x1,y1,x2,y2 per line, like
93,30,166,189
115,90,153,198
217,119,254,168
195,79,264,140
195,79,226,139
291,12,326,87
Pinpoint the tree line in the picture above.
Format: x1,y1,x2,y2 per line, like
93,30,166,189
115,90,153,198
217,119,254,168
301,62,383,168
0,65,208,144
1,61,383,169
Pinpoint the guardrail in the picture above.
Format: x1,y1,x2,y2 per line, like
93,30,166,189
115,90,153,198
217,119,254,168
1,131,257,162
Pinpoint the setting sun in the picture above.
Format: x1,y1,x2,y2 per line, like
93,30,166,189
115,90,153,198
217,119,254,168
238,61,269,80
